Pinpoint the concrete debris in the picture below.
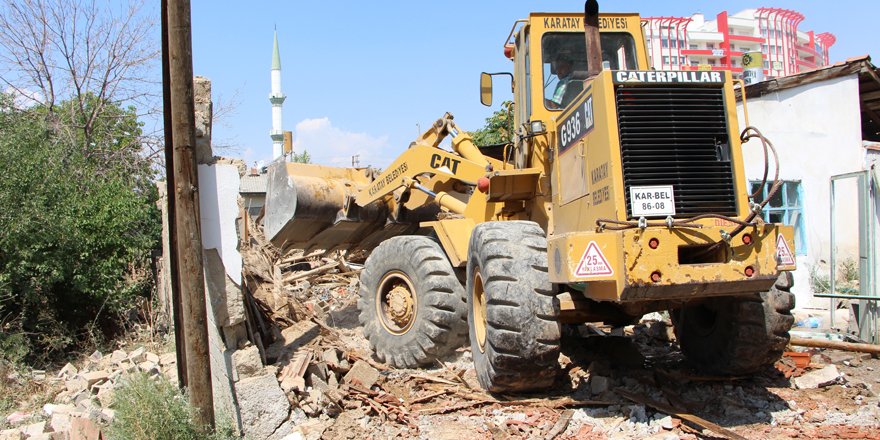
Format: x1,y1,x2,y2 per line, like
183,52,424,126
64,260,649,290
794,364,844,389
57,364,77,379
82,371,109,388
109,350,127,364
20,423,44,437
236,373,290,440
127,347,146,364
0,431,22,440
343,360,380,389
232,345,264,380
589,374,610,396
0,346,179,440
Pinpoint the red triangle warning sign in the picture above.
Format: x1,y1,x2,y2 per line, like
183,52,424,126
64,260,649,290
776,234,795,266
574,241,614,277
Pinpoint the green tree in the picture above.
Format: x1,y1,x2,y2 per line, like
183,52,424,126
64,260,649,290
292,150,311,164
0,94,159,365
470,100,514,146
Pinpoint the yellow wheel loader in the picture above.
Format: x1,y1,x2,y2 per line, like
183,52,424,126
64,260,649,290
264,0,797,393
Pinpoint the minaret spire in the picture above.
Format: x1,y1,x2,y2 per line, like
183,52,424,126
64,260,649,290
269,29,286,159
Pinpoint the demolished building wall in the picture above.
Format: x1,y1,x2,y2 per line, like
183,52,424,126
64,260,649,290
738,73,864,308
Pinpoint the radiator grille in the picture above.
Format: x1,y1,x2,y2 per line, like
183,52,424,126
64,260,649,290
616,86,737,218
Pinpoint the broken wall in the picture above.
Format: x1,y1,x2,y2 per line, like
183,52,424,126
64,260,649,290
737,74,864,308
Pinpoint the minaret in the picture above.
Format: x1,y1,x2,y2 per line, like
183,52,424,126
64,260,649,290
269,30,286,159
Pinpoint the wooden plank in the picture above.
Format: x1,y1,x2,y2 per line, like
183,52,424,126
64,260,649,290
282,260,340,283
790,336,880,354
617,389,747,440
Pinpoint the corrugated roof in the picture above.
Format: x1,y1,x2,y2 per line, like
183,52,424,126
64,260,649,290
738,55,875,99
240,173,268,194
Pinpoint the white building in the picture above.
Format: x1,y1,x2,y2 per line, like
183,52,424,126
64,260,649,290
736,56,880,340
645,8,835,79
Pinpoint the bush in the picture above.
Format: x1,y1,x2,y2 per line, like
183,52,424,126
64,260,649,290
109,373,238,440
0,94,159,365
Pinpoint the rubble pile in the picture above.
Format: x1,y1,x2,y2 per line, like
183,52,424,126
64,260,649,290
234,221,880,439
1,348,176,440
240,219,363,331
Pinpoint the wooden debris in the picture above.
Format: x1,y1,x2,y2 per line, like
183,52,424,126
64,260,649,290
282,261,341,284
544,409,574,440
418,399,495,415
616,388,748,440
411,373,459,386
790,336,880,354
410,390,452,404
280,251,323,265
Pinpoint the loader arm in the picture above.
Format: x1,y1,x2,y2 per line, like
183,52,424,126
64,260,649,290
354,113,500,212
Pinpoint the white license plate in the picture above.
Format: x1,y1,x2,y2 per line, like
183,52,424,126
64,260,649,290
630,185,676,217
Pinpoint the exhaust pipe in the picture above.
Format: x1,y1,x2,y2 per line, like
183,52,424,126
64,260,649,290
584,0,602,77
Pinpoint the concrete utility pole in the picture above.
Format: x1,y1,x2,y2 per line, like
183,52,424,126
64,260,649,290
162,0,215,431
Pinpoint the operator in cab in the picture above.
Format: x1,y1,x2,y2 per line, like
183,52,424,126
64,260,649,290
545,54,583,110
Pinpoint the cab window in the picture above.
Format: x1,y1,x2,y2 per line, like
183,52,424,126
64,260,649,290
542,32,637,110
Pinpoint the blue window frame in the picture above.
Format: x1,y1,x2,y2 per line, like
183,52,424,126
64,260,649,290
749,180,806,255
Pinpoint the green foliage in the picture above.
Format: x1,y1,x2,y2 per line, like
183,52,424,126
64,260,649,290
109,373,238,440
292,149,311,164
470,101,514,146
0,94,159,365
840,258,859,283
809,265,831,294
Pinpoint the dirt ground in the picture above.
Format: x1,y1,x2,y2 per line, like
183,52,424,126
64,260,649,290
303,291,880,440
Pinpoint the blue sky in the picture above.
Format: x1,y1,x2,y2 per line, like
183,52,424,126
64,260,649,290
190,1,879,168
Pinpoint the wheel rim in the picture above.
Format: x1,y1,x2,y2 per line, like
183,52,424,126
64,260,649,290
472,268,488,353
376,271,417,335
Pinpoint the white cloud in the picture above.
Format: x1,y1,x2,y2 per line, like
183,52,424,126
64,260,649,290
293,117,392,167
4,86,43,108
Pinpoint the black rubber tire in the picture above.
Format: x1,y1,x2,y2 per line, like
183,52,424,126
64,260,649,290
358,236,468,368
466,221,561,393
672,272,796,374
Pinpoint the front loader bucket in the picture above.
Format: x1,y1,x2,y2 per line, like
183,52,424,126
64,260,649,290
263,162,436,254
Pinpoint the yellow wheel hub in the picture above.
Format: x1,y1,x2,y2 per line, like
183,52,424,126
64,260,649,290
376,271,417,335
472,268,487,353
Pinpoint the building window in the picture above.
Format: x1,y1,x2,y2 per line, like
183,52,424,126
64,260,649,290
762,44,768,53
661,38,669,48
662,56,670,65
750,180,807,255
689,44,698,50
679,56,687,65
707,43,715,49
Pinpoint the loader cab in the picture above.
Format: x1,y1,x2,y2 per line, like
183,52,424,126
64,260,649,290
486,13,649,169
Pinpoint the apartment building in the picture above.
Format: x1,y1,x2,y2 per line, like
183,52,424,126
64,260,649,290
644,8,835,78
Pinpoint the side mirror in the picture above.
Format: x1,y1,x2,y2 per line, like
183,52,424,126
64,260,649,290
480,72,493,107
